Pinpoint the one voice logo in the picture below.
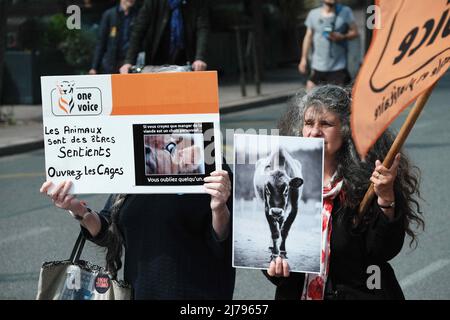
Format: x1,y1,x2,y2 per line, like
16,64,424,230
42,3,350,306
51,80,102,116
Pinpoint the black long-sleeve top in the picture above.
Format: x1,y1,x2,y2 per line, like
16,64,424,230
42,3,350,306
82,172,235,300
265,197,406,300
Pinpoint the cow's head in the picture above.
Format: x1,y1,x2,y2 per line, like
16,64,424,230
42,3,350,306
264,170,303,220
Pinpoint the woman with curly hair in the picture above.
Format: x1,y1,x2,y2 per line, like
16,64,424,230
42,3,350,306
265,84,424,300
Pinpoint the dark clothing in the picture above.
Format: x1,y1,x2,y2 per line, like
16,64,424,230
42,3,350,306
153,17,186,65
309,68,351,86
91,5,138,73
117,6,135,61
81,166,235,300
265,198,406,300
124,0,209,66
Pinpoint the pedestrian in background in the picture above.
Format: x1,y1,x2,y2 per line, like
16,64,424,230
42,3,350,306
298,0,359,90
89,0,138,74
265,85,424,299
119,0,209,73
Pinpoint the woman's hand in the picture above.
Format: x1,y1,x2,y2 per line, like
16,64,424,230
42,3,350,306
192,60,207,71
204,170,231,212
267,256,290,277
370,153,401,214
40,181,102,236
204,170,231,240
40,180,85,216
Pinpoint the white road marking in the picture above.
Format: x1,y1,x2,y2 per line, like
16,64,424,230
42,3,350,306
399,259,450,289
0,227,52,246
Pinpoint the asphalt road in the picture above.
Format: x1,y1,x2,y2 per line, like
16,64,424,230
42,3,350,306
1,73,449,299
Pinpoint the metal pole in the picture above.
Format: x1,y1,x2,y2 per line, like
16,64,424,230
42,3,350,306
251,29,261,95
0,0,9,105
235,26,246,97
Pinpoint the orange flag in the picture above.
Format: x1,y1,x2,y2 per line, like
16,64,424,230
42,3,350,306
351,0,450,159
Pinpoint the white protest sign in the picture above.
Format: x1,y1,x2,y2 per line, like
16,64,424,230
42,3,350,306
41,72,222,194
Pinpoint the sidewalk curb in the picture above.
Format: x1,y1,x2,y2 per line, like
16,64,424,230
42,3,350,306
0,140,44,157
0,92,296,157
220,91,296,114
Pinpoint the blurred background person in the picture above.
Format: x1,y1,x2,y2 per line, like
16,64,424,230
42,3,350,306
89,0,138,74
298,0,359,90
119,0,209,73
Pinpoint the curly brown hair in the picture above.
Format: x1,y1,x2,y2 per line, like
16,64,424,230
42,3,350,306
278,85,424,247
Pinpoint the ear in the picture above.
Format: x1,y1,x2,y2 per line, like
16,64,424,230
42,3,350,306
289,177,303,189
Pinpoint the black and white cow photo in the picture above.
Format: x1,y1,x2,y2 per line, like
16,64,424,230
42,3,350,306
233,134,323,274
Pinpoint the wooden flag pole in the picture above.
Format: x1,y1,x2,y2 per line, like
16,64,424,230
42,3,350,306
358,83,437,218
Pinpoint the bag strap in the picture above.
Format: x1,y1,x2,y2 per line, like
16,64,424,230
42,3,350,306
69,231,86,263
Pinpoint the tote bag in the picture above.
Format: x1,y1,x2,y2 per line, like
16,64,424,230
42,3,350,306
36,231,132,300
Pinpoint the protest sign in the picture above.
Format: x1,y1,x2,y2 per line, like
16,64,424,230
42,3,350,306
233,134,323,274
41,72,222,194
352,0,450,159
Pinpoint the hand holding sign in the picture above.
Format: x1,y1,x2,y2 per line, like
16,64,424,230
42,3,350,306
267,257,290,278
40,180,102,237
370,153,401,220
204,170,231,212
204,170,231,240
40,181,83,213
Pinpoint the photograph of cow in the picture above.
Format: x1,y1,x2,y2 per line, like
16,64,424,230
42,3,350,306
144,134,205,175
233,134,323,274
254,148,304,260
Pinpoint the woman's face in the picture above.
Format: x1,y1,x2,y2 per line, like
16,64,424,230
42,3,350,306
302,106,343,160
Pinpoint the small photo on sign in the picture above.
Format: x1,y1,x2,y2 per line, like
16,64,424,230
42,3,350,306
133,122,215,187
233,134,323,274
143,134,206,175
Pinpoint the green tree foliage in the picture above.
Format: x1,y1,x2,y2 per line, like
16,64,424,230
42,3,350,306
42,14,95,73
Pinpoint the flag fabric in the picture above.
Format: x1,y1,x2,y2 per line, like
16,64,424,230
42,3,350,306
351,0,450,159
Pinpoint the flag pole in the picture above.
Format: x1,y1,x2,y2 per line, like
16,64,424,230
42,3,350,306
358,83,437,218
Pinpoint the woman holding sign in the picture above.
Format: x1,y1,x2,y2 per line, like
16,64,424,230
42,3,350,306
265,85,424,300
39,167,235,300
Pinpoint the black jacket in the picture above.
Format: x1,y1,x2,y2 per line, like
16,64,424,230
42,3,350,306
91,5,138,73
81,164,235,300
265,198,406,300
124,0,210,66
